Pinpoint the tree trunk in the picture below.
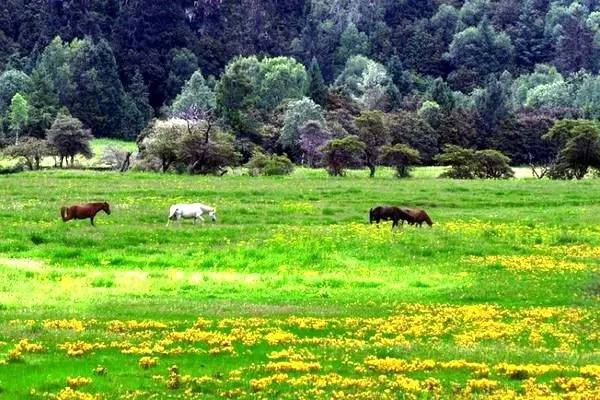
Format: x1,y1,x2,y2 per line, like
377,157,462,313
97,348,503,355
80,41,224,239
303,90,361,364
368,164,376,178
59,156,64,168
119,152,132,172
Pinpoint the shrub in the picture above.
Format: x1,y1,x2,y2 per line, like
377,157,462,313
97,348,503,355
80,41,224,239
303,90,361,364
46,114,93,168
379,144,421,178
543,120,600,180
2,137,49,170
246,151,294,176
321,136,365,176
436,145,514,179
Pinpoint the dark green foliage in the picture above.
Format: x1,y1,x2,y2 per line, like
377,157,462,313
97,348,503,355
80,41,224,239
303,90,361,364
355,110,389,177
46,113,93,168
26,68,60,138
69,38,127,138
379,144,421,178
307,57,327,107
321,136,365,176
445,19,514,91
436,145,514,179
386,111,438,164
1,0,600,163
177,124,240,175
544,120,600,180
166,48,199,100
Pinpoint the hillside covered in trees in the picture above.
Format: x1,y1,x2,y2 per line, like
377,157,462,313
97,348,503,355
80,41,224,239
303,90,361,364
2,0,600,175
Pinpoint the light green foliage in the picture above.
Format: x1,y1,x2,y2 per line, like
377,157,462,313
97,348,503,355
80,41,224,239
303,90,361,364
280,97,324,152
334,22,370,73
8,92,28,143
334,55,393,109
418,101,442,128
216,56,307,135
526,80,574,108
575,73,600,119
257,56,308,110
246,151,294,176
170,70,216,115
0,69,31,114
512,64,564,107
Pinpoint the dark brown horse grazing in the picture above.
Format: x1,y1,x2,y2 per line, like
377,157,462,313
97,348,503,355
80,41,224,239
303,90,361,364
400,208,434,227
61,202,111,226
369,206,412,230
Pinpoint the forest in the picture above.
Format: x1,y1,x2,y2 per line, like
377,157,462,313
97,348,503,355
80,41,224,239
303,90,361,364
1,0,600,177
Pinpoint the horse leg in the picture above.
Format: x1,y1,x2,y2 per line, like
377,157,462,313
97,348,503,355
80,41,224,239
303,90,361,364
90,217,95,227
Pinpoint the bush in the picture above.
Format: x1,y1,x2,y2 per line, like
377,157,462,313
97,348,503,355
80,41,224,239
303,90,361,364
2,137,50,170
46,114,93,168
436,145,514,179
543,120,600,180
379,144,421,178
246,151,294,176
321,136,365,176
177,123,240,175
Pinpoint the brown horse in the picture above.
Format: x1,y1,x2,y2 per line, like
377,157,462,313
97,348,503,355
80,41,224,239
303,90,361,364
400,208,434,227
369,206,412,230
61,202,111,226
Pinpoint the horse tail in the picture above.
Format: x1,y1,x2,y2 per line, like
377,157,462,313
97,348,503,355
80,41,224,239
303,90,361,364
60,206,69,222
369,208,375,224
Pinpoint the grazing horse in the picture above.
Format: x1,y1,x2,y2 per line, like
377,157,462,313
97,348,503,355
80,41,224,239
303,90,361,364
369,206,412,230
167,203,217,226
60,202,111,226
400,208,434,227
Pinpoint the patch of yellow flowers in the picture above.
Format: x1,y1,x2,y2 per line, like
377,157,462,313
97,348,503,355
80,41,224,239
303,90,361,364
12,303,599,399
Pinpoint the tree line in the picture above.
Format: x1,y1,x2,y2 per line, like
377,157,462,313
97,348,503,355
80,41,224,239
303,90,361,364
1,1,600,178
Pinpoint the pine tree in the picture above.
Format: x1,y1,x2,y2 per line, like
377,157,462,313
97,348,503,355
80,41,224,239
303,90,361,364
307,57,327,106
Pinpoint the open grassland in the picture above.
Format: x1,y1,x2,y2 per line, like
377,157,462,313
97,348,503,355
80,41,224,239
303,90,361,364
0,171,599,399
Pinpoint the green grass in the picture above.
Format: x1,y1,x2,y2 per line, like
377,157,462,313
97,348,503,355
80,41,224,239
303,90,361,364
0,170,598,399
0,139,136,169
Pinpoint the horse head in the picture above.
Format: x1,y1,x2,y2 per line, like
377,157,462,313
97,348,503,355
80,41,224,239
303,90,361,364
209,208,217,222
103,202,111,215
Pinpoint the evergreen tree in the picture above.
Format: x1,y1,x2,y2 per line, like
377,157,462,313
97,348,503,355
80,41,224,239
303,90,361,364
27,68,60,137
166,48,199,100
171,70,216,116
307,57,327,106
69,38,126,137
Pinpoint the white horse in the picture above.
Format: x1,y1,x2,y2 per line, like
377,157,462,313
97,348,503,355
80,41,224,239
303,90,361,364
166,203,217,226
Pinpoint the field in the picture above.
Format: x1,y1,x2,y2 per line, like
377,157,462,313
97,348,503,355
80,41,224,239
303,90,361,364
0,170,599,399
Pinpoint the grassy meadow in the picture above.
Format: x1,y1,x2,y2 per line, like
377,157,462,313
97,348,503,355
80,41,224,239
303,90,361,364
0,170,598,399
